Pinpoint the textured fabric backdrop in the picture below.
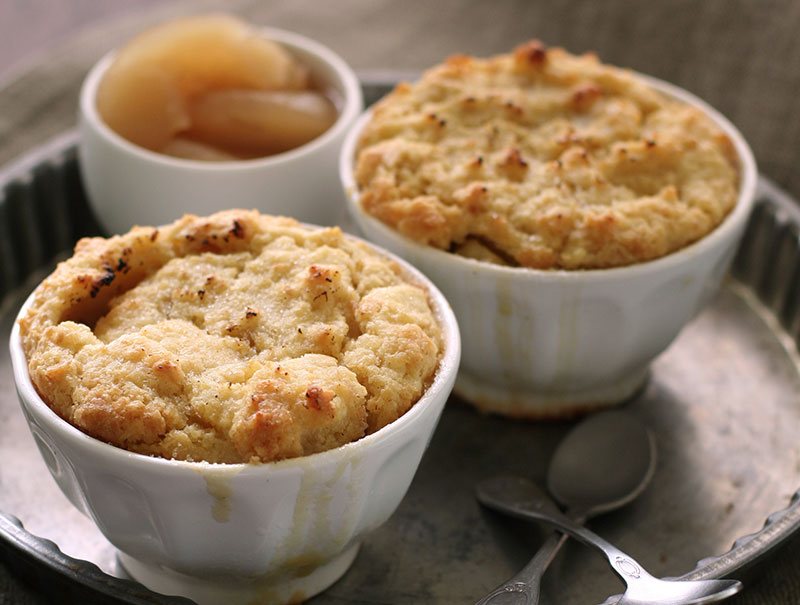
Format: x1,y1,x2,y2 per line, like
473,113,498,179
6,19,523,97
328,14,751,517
1,1,799,603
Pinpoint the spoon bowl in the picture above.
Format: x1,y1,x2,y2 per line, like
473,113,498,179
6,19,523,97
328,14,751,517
547,410,657,515
615,578,742,605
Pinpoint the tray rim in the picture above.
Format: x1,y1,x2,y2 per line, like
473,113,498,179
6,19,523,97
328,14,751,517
2,126,800,604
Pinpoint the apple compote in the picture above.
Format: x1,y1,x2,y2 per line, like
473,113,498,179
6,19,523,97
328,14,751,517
96,14,338,160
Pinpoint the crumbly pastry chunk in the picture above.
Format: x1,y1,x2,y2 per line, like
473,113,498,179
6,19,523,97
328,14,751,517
355,41,739,269
19,210,443,463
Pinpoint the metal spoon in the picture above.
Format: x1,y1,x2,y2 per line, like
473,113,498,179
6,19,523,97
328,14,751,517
475,410,655,604
476,411,742,605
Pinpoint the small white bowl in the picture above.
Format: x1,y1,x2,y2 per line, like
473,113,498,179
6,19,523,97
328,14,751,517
10,242,460,605
79,27,363,234
341,75,757,418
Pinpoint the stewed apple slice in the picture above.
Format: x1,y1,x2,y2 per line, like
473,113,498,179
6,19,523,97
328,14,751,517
96,62,189,151
186,89,337,155
110,14,308,96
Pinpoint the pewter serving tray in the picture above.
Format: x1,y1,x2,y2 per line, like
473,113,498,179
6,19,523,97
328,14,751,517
2,81,800,605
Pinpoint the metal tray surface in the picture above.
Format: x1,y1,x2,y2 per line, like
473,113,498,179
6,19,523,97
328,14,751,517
2,82,800,604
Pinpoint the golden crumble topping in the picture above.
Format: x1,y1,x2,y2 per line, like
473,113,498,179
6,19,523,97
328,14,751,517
355,41,739,269
20,210,443,463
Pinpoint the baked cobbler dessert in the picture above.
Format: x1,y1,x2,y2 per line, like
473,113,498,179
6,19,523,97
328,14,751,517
354,41,739,269
19,210,443,463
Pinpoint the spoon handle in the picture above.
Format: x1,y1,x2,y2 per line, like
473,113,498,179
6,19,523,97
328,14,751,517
474,478,656,590
475,532,567,605
507,504,658,588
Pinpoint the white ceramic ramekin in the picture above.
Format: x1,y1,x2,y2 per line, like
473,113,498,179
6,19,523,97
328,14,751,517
341,75,757,418
79,27,363,234
10,244,460,605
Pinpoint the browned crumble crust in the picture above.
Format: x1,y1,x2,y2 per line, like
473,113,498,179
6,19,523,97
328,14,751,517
355,41,739,269
19,210,443,463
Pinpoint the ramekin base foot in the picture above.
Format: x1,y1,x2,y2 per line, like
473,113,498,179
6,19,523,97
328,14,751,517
118,543,360,605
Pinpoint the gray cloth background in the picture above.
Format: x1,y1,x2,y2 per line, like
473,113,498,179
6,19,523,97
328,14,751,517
1,0,799,603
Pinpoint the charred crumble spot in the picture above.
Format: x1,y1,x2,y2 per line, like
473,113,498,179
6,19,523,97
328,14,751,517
517,40,547,65
571,84,603,110
231,220,245,239
185,234,196,242
197,289,206,300
117,247,133,274
529,45,547,63
298,327,303,334
90,265,116,298
245,308,258,318
313,291,329,302
305,388,322,410
426,113,447,127
507,148,528,167
150,229,159,242
304,386,333,412
646,139,657,148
